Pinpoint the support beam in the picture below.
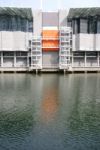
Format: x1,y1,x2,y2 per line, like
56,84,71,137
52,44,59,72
72,52,73,67
97,52,99,67
85,51,87,67
1,51,3,67
14,51,16,67
27,54,29,67
36,69,38,74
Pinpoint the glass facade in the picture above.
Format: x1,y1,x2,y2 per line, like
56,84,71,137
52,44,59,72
80,19,88,33
97,21,100,33
71,18,100,34
0,16,33,32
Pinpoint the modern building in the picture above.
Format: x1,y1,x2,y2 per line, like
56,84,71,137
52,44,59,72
0,7,100,72
68,8,100,72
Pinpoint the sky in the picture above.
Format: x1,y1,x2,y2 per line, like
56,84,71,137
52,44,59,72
0,0,100,11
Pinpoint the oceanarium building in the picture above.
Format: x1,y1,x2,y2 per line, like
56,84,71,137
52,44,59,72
0,7,100,72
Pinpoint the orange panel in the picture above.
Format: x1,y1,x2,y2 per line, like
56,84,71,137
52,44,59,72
42,30,59,51
43,48,59,51
42,40,59,47
42,40,59,51
42,30,59,39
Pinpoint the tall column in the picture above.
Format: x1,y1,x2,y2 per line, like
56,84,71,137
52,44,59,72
97,52,99,67
30,38,32,68
72,52,74,67
27,52,29,67
85,51,87,67
1,51,3,67
14,51,16,67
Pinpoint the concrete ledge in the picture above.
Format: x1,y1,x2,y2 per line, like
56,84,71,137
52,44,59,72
0,67,100,73
41,68,59,73
0,67,29,73
72,67,100,73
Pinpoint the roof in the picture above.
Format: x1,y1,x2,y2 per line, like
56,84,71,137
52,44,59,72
68,7,100,20
0,7,33,21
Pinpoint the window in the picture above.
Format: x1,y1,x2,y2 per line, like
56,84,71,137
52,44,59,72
80,19,88,33
3,52,14,56
0,16,8,31
28,21,33,32
21,19,27,31
67,21,72,27
72,19,80,34
0,16,33,32
97,21,100,33
88,19,96,33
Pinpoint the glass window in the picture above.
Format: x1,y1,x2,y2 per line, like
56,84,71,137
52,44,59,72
88,19,96,33
21,19,27,31
28,21,33,32
80,19,87,33
72,19,80,34
3,52,14,56
0,16,33,32
97,21,100,33
67,21,72,27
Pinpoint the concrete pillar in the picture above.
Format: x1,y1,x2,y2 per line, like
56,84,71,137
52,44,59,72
98,52,99,67
27,53,29,67
30,40,32,68
85,51,87,67
1,51,3,67
72,52,74,67
36,69,38,74
14,51,16,67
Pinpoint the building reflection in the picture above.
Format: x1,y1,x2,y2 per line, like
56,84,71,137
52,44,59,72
41,86,59,123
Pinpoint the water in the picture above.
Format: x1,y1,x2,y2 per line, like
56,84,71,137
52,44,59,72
0,74,100,150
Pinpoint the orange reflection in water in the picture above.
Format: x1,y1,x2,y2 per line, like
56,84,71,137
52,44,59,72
41,88,59,123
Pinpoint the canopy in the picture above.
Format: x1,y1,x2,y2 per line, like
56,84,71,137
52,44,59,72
68,8,100,20
0,7,33,21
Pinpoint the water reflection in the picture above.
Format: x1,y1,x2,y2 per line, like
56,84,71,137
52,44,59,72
0,74,100,150
0,74,37,150
41,88,59,123
61,74,100,150
68,74,100,133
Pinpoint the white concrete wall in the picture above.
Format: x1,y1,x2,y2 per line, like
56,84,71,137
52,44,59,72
1,32,14,50
79,34,94,51
72,34,80,51
13,32,26,50
28,32,33,41
33,10,42,37
67,33,100,52
72,35,76,51
0,31,32,51
96,34,100,51
73,34,96,51
59,10,68,27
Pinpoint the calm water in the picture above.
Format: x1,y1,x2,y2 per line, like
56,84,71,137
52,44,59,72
0,74,100,150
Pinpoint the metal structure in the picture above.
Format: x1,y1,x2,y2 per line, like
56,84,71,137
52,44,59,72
30,36,42,70
59,27,72,70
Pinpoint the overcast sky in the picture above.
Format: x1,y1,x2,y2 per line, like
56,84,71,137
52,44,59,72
0,0,100,11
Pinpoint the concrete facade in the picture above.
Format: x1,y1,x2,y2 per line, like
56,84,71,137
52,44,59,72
33,10,42,37
0,7,100,72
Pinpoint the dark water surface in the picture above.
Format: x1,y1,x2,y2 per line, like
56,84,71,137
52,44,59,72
0,74,100,150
